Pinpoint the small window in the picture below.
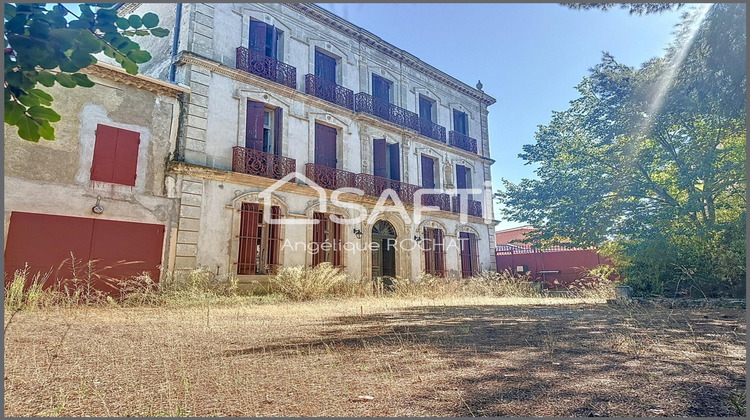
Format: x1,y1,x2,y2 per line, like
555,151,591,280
246,100,282,155
315,49,337,84
373,138,400,181
420,155,438,189
249,19,283,59
419,95,436,123
237,203,282,275
90,124,140,186
312,212,344,267
372,74,392,104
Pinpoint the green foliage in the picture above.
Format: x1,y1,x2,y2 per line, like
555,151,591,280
561,3,685,15
4,4,169,141
497,4,746,297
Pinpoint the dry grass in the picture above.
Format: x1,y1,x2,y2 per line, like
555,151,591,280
4,296,745,417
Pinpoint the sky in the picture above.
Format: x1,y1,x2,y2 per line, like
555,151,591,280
316,3,688,230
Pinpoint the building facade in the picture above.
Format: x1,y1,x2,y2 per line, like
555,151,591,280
3,63,187,291
117,3,498,288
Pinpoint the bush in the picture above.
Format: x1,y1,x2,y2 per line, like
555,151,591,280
272,263,348,301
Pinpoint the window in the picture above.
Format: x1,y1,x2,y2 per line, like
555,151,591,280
456,164,472,190
371,74,392,104
423,227,445,277
249,19,283,59
419,95,435,123
246,100,282,154
459,232,479,278
314,123,338,168
312,212,343,267
237,203,282,275
90,124,140,186
420,155,438,189
453,110,468,135
373,138,400,181
315,49,337,84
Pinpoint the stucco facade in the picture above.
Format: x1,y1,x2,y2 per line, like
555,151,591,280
120,3,499,287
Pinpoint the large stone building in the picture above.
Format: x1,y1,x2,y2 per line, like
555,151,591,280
118,2,499,288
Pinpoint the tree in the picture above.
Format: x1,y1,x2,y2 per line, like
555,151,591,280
497,4,746,297
4,3,170,142
561,3,685,15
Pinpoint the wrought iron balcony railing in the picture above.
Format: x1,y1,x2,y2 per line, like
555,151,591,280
236,47,296,90
305,74,354,110
420,193,451,212
449,130,478,154
232,146,297,180
419,118,447,143
354,93,420,132
452,195,483,218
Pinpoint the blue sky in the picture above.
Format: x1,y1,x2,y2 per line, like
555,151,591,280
317,3,687,230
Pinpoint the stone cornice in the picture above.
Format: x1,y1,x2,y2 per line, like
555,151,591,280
83,62,190,97
177,52,494,165
287,3,497,106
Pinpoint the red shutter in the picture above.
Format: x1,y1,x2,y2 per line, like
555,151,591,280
434,229,445,277
312,212,327,266
421,155,435,188
238,203,261,275
112,128,140,186
273,107,283,155
246,100,265,150
332,218,342,267
373,138,386,178
423,227,432,275
459,232,472,278
91,124,118,183
266,206,282,273
314,123,337,168
388,142,400,181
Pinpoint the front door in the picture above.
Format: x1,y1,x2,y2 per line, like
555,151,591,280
314,123,337,168
371,220,397,282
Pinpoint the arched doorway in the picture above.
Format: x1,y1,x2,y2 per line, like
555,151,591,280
371,220,397,281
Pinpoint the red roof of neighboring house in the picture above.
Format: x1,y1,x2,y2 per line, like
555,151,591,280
495,225,535,246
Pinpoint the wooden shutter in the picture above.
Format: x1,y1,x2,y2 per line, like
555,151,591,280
373,138,387,178
372,75,390,103
315,50,337,83
332,218,343,267
246,100,265,150
249,20,267,53
423,227,433,274
91,124,119,183
314,123,337,168
434,229,445,277
266,206,282,273
312,212,327,266
421,155,435,188
266,25,278,59
459,232,472,278
456,164,467,189
388,143,400,181
112,128,140,186
238,203,262,275
419,97,432,122
454,110,468,135
273,107,283,156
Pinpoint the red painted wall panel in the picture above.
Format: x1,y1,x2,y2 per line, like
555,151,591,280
4,212,164,294
496,249,614,289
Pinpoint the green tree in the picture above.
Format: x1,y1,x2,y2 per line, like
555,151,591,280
497,4,746,297
561,3,685,15
4,3,170,142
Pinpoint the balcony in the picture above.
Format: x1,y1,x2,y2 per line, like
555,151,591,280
419,118,447,143
354,93,420,132
305,163,423,206
232,146,296,180
421,193,451,212
449,131,478,154
452,195,483,218
305,74,354,110
236,47,296,90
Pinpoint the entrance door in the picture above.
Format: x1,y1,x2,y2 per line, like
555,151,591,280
314,123,337,168
371,220,397,280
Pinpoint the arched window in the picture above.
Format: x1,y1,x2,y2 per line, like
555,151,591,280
423,227,445,277
237,203,282,275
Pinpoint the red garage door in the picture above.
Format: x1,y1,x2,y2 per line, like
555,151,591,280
4,212,165,294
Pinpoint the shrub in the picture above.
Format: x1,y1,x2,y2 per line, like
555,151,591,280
272,263,348,301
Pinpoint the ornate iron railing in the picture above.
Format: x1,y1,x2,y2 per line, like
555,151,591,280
305,74,354,110
452,196,483,218
354,93,420,131
232,146,296,180
419,118,447,143
353,172,422,206
449,130,478,154
236,46,296,89
420,193,451,212
305,163,355,191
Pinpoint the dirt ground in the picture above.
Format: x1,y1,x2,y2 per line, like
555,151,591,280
3,297,746,417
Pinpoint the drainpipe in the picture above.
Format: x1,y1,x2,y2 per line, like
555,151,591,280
168,3,183,83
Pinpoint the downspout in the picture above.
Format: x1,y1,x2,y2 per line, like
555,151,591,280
168,3,183,83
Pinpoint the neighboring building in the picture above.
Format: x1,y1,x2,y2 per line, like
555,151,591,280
4,63,188,292
118,3,499,289
495,226,613,288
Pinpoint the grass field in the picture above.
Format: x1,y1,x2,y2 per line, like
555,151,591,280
4,297,746,416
